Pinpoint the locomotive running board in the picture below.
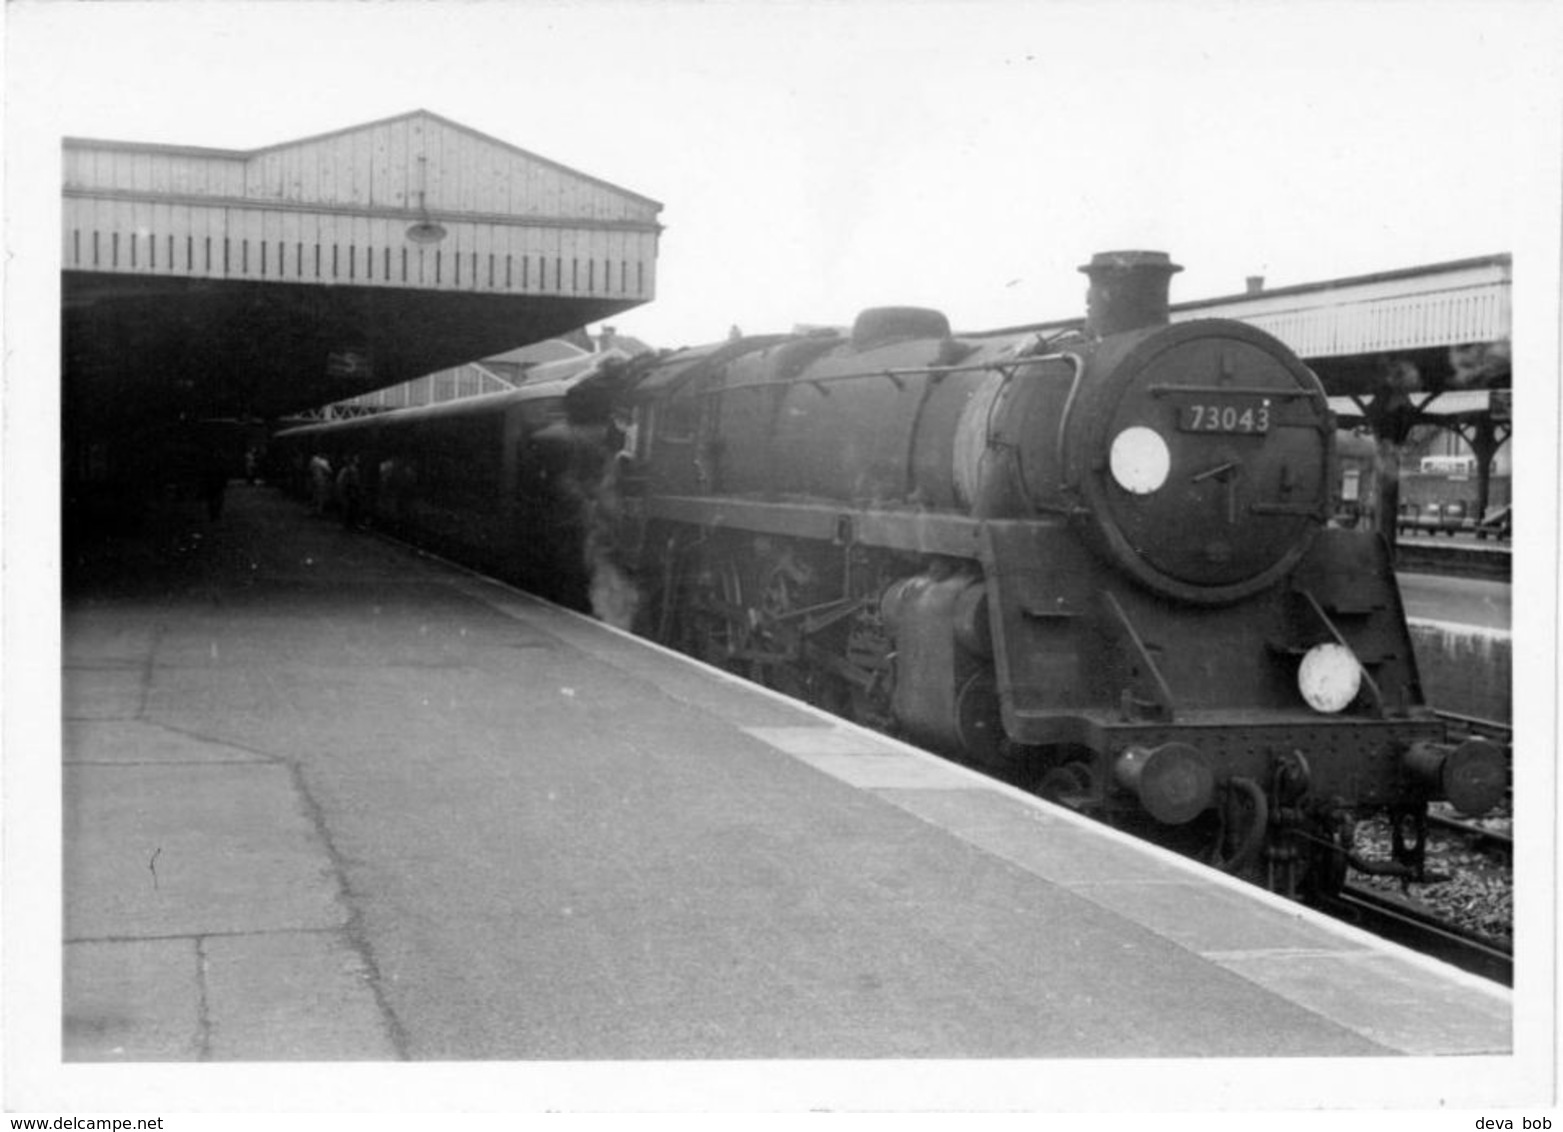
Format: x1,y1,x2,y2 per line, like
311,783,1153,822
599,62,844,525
640,495,988,558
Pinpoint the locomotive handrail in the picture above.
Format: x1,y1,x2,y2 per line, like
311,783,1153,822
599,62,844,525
674,353,1077,398
1250,501,1333,518
1146,383,1326,401
1052,353,1088,489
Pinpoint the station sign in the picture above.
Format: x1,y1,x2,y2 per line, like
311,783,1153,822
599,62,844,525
327,350,374,379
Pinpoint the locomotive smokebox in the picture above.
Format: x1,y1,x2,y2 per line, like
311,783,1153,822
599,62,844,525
1080,250,1184,337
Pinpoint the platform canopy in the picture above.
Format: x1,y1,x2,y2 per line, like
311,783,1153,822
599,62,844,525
1327,389,1511,429
986,252,1512,461
981,253,1511,400
1170,254,1512,400
62,110,663,430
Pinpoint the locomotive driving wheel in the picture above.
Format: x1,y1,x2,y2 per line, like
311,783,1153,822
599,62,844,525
757,552,814,636
751,549,837,705
844,605,895,730
678,558,746,670
1034,760,1098,810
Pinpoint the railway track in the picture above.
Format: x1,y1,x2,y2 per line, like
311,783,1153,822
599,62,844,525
1321,884,1513,986
1327,711,1514,984
1426,810,1513,856
1433,709,1514,745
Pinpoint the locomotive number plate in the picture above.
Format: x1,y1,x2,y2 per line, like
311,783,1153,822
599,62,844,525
1177,398,1272,435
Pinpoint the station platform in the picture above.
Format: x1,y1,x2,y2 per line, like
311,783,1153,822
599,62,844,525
1394,532,1511,581
54,485,1520,1104
1398,571,1512,723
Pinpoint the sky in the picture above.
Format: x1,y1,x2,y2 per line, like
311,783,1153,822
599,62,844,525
6,0,1561,349
4,0,1562,1120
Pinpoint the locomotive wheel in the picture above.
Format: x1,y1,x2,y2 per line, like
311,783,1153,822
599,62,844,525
844,607,895,730
757,551,816,628
678,560,746,669
768,660,847,713
751,553,811,674
685,605,736,668
1035,761,1096,809
955,672,1006,768
751,550,843,707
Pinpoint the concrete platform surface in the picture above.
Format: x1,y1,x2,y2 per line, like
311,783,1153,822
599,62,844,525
1398,571,1511,633
48,486,1518,1094
1395,573,1512,723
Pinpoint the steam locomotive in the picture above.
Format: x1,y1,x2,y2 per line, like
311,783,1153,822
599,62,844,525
274,251,1506,899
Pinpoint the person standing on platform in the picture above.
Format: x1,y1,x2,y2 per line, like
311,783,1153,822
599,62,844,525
309,453,333,515
336,455,363,529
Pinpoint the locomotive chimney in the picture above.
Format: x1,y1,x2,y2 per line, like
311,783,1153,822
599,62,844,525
1079,250,1183,337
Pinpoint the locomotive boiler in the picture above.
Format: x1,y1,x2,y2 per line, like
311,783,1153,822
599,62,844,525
274,251,1507,899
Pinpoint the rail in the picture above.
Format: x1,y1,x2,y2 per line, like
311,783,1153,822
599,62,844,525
1433,710,1512,744
1426,810,1513,856
1322,884,1513,986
